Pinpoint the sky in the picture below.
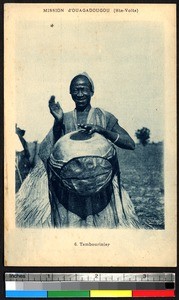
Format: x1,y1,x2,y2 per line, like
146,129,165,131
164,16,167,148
14,19,164,143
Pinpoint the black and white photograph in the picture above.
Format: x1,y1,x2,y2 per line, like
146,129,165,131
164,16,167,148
5,4,176,266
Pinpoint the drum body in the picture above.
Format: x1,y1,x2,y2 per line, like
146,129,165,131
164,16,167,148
48,131,116,196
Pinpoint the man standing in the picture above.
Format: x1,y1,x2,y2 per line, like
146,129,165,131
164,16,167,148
39,73,139,228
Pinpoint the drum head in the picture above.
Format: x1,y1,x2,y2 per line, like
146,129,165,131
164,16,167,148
60,156,113,196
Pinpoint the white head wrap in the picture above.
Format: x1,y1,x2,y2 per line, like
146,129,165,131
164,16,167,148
70,72,94,93
79,72,94,93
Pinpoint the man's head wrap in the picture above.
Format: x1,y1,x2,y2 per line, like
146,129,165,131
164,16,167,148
70,72,94,94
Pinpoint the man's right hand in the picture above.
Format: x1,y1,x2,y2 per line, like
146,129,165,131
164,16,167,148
48,95,63,122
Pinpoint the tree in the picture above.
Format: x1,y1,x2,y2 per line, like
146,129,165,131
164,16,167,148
135,127,150,146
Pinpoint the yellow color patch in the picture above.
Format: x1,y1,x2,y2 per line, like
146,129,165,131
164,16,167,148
90,290,132,297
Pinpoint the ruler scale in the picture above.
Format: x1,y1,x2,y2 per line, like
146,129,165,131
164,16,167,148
5,273,175,298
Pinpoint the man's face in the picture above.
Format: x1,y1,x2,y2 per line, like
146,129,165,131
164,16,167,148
70,76,93,110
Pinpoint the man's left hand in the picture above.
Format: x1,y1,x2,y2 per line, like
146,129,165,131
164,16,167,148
78,124,104,135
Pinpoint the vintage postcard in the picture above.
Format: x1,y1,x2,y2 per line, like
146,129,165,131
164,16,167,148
4,3,176,266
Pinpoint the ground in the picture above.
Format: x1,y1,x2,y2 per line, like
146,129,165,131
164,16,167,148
117,142,164,229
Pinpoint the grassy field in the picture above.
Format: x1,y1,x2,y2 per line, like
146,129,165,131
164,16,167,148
117,142,164,229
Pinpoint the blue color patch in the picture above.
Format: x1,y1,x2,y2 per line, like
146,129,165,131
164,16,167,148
6,290,47,298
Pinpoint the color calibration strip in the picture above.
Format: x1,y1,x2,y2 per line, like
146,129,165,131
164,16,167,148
5,273,175,298
5,290,175,298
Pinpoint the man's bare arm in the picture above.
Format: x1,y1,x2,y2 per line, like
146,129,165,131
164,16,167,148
78,123,135,150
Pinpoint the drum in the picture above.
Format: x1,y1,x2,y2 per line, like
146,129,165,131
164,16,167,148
48,130,117,196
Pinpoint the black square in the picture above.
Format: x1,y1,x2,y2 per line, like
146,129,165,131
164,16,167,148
165,282,175,289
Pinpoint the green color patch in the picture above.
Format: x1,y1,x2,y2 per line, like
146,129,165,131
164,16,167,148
48,290,90,298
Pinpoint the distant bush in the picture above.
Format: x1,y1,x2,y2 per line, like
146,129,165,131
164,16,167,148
135,127,150,146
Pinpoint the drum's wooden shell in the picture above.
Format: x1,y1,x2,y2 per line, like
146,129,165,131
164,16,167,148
51,131,115,162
